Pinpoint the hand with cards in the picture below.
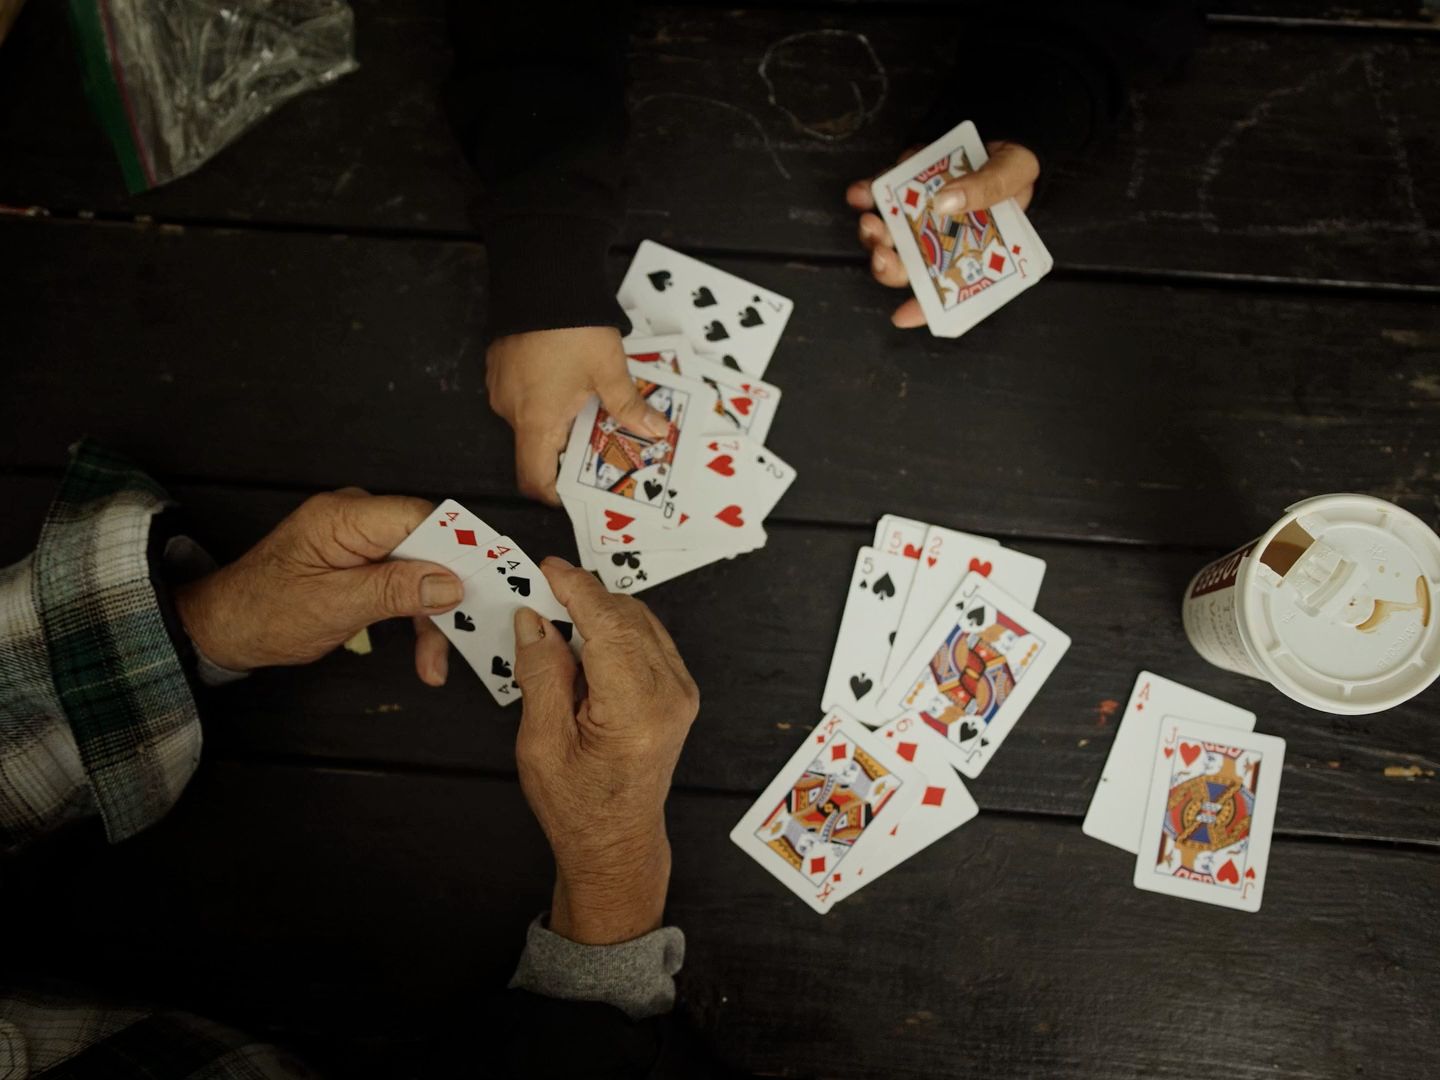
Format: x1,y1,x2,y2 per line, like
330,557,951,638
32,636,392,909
848,122,1051,337
557,242,799,594
1085,672,1286,912
174,488,469,682
733,514,1066,913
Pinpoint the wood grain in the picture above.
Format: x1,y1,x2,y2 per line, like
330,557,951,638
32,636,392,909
4,762,1435,1078
0,4,1435,285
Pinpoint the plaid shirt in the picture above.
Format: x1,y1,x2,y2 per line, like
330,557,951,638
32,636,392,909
0,443,685,1079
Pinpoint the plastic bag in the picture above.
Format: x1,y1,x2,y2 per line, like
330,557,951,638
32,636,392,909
67,0,357,193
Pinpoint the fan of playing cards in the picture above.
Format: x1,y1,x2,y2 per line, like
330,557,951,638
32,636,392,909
730,514,1071,913
557,241,799,594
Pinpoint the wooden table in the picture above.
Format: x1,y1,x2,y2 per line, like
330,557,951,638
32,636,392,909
2,2,1437,1076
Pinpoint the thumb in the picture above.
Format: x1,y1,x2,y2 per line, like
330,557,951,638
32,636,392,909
333,559,463,629
593,363,670,440
931,142,1040,217
514,607,578,740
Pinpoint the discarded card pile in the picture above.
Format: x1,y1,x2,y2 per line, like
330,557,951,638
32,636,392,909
559,240,798,594
1084,672,1286,913
730,514,1071,913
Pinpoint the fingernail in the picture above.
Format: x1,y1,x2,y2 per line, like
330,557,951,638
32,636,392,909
515,607,545,645
872,250,887,272
934,189,966,215
421,574,463,611
428,654,449,686
642,408,670,438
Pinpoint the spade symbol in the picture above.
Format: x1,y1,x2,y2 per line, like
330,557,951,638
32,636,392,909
850,674,873,700
643,479,664,500
612,552,641,569
552,620,575,642
454,611,475,632
888,631,896,644
507,575,531,597
966,606,986,627
738,305,763,328
871,573,896,600
647,270,672,291
958,721,980,743
704,321,730,342
491,656,512,678
721,355,741,371
980,737,990,748
692,286,716,308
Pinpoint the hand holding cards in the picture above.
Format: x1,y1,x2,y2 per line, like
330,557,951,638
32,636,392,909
871,121,1052,338
560,242,799,594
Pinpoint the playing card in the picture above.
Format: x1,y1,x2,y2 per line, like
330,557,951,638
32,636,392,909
871,121,1052,338
624,334,782,444
869,712,980,875
873,515,928,561
618,240,794,377
623,307,653,336
1083,673,1256,854
729,708,923,914
821,547,917,725
388,499,502,578
556,359,710,532
1133,719,1285,912
882,571,1070,778
881,528,1044,691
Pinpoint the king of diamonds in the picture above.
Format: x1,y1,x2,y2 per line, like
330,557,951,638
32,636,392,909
896,151,1020,312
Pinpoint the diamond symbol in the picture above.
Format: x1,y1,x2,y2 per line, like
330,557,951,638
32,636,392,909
830,744,848,761
904,188,920,208
922,785,946,807
1011,244,1021,254
810,856,827,874
989,252,1006,273
897,741,918,762
455,529,477,546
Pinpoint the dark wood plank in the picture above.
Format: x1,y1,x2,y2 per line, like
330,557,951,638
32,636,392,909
5,476,1437,845
1,4,1436,285
5,762,1436,1078
4,217,1437,547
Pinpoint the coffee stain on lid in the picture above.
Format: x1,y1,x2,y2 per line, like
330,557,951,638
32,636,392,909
1356,576,1431,634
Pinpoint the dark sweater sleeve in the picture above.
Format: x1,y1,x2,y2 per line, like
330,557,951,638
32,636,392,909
445,2,633,340
920,1,1205,173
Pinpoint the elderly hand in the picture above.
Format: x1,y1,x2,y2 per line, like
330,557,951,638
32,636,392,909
845,140,1040,328
487,327,671,505
174,488,464,686
512,557,699,945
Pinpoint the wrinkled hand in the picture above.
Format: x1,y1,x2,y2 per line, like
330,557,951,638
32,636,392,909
512,557,700,944
487,327,670,505
174,488,464,686
846,140,1040,328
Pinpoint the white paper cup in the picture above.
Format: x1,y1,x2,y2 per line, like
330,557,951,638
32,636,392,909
1182,494,1440,715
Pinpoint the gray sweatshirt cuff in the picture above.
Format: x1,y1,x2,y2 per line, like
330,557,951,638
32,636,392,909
508,915,685,1020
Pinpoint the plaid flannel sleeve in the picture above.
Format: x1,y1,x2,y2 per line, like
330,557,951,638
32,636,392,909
0,440,201,854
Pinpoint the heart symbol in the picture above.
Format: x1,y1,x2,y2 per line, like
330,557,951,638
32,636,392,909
849,674,873,700
1244,868,1256,880
604,510,634,531
871,573,896,600
968,558,993,576
1216,859,1239,884
621,533,634,543
507,576,531,597
903,543,921,559
738,305,763,328
707,441,720,451
643,479,664,500
1163,747,1174,758
704,320,729,342
707,454,735,476
958,721,980,743
453,612,475,632
716,504,745,528
721,355,741,371
692,286,716,308
647,270,672,291
1179,742,1202,766
730,396,753,415
926,555,937,567
490,656,512,678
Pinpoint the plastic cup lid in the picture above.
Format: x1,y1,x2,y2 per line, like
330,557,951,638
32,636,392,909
1235,494,1440,714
